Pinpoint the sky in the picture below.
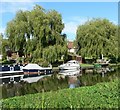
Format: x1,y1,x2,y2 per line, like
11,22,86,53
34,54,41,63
0,1,118,41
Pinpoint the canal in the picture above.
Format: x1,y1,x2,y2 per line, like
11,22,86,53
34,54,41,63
0,66,119,99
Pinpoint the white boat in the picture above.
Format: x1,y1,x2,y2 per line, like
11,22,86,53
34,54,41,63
59,69,80,76
58,60,80,70
22,63,52,75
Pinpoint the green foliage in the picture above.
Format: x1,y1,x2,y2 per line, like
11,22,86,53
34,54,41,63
1,34,9,60
2,42,9,60
5,5,67,63
1,79,118,108
2,59,15,65
80,63,94,68
32,58,49,67
43,45,68,63
76,18,118,59
16,57,24,64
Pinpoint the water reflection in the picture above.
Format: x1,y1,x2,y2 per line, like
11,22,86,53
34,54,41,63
59,69,81,76
1,66,118,99
59,67,115,88
59,69,81,88
68,76,80,88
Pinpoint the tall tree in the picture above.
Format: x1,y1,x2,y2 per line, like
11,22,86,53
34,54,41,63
43,45,67,63
5,5,67,63
47,10,64,45
76,18,118,59
6,10,29,57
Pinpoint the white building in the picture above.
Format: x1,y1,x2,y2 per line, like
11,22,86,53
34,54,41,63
67,41,76,53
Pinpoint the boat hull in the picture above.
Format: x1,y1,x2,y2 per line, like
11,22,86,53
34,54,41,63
59,70,80,76
59,66,80,70
23,69,52,75
58,60,80,70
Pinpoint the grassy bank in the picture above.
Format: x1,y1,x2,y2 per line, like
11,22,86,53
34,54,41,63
80,63,120,69
80,63,94,68
1,78,118,109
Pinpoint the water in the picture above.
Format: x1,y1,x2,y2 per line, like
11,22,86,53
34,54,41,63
0,66,119,99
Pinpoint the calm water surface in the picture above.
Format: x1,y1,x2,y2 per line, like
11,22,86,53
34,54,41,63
1,66,119,99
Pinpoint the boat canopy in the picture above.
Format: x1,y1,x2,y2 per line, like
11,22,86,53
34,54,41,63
67,60,78,63
23,64,42,70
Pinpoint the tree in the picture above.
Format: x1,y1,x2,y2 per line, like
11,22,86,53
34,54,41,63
6,10,28,56
5,5,68,63
43,45,68,63
76,18,118,59
0,33,9,60
47,10,64,45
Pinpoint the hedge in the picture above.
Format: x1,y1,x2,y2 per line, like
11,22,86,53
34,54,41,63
1,78,118,109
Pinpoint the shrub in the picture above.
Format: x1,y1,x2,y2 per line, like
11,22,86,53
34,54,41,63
32,58,49,67
2,59,16,65
1,79,118,109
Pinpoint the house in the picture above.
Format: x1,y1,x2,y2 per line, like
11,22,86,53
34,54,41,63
67,41,82,63
67,41,76,53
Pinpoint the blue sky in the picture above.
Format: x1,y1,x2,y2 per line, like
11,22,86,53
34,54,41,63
0,1,118,41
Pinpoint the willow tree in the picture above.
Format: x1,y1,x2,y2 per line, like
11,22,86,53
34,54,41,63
76,18,118,59
6,10,29,57
6,5,67,63
47,10,65,45
43,45,67,63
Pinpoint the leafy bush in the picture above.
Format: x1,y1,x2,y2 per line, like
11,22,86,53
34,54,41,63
2,59,16,65
16,57,24,64
32,58,49,67
1,79,118,109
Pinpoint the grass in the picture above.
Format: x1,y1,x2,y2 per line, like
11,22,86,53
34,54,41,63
80,62,120,68
1,78,118,109
53,63,94,69
80,63,94,68
109,63,120,66
52,67,59,70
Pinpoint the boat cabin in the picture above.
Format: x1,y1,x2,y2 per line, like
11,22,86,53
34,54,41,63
22,64,52,76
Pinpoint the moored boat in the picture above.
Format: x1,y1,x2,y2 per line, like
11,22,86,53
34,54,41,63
22,63,52,76
58,60,80,70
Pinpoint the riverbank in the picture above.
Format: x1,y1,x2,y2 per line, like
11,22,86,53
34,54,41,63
80,63,120,69
1,78,118,109
80,63,94,69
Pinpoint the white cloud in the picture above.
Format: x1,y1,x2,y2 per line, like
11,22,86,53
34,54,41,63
62,17,90,38
62,17,117,41
62,22,78,34
0,2,35,36
0,27,5,34
111,20,118,25
0,2,35,14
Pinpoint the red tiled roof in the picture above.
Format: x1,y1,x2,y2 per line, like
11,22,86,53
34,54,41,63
68,41,74,49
